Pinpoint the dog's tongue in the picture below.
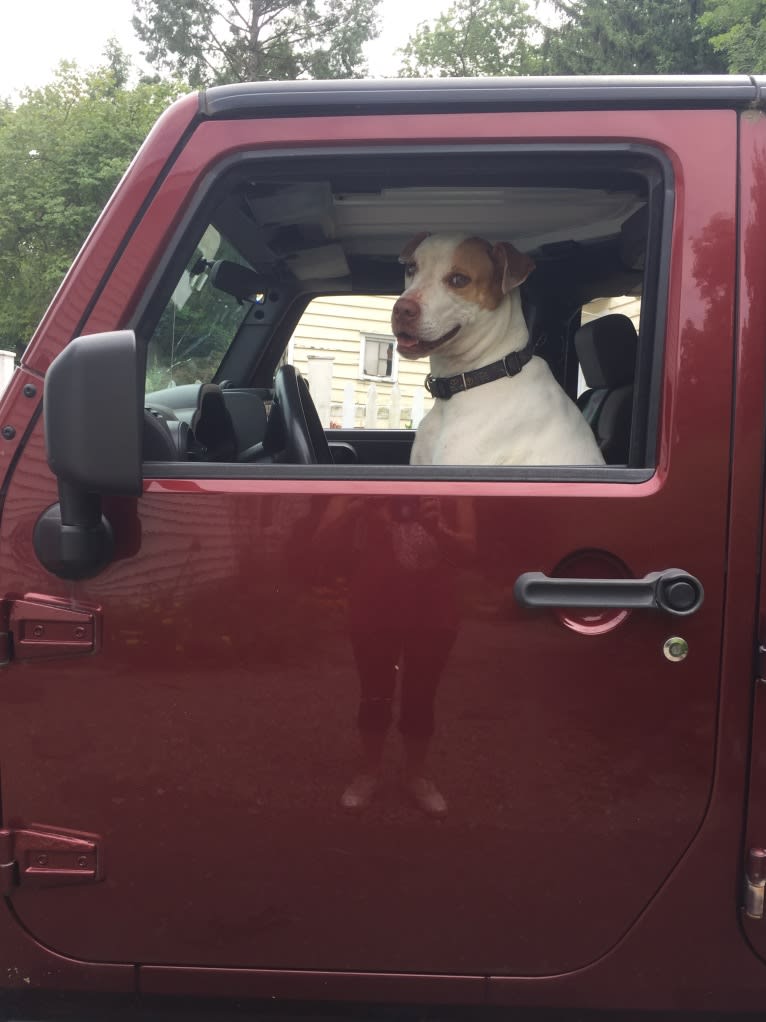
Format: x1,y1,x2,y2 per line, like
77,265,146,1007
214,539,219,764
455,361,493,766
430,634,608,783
396,335,418,349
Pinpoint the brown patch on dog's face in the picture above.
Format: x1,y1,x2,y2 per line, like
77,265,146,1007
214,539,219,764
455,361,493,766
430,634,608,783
393,233,535,357
448,237,506,310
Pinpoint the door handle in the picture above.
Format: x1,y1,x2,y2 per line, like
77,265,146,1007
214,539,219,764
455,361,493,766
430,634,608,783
514,568,704,617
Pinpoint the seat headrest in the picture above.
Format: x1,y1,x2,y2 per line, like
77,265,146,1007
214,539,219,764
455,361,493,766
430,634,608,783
191,383,237,461
222,389,268,452
575,313,638,389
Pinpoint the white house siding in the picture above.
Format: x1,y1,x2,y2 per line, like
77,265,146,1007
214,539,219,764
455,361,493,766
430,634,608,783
581,294,641,329
289,296,433,429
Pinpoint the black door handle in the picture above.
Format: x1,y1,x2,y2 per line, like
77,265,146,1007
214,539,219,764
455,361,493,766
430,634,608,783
514,568,704,617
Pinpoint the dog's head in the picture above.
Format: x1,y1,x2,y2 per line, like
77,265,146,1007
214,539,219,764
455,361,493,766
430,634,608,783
391,232,535,360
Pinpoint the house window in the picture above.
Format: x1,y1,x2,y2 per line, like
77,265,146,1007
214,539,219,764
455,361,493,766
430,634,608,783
362,333,396,380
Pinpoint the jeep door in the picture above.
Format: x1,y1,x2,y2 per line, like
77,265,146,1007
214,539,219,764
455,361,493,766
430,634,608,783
0,88,741,998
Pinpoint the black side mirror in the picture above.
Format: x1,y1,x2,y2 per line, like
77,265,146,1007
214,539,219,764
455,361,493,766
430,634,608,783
34,330,143,579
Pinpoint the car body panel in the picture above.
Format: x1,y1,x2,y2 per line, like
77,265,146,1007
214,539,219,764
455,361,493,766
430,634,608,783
0,81,764,1012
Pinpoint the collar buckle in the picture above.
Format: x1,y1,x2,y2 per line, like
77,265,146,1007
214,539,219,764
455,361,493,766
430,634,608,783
504,351,523,376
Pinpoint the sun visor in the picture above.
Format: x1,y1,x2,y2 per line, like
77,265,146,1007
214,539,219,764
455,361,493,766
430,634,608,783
285,244,350,281
246,182,335,237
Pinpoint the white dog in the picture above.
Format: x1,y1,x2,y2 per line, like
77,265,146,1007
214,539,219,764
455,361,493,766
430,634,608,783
391,232,604,466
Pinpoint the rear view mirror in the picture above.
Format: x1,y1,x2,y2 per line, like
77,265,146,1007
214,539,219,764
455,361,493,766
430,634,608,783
34,331,143,579
210,260,267,303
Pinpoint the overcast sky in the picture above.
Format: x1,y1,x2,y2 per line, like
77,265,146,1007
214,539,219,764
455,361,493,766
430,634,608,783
0,0,455,99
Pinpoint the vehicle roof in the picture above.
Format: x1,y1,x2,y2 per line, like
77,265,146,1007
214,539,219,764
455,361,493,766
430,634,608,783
201,74,759,119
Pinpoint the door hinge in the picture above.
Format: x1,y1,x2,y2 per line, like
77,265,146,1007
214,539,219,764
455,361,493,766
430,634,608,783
758,646,766,682
0,826,102,897
0,595,99,665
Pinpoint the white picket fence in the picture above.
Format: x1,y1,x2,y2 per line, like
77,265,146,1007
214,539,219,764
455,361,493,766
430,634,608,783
305,356,426,431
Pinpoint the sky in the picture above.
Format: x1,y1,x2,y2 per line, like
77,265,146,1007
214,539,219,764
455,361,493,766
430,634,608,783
0,0,454,99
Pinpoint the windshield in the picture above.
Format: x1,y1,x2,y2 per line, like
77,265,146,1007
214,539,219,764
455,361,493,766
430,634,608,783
145,225,251,392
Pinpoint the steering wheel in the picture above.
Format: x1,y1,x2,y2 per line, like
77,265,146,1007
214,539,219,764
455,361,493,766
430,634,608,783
265,364,333,465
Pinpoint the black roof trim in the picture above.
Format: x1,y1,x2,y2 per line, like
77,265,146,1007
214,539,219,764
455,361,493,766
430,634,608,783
752,76,766,104
201,75,757,119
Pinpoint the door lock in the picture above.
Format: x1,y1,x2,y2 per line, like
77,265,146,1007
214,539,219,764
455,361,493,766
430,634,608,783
663,636,689,662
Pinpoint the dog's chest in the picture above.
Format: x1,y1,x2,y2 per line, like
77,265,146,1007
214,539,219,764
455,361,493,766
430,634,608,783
409,362,603,466
412,383,526,465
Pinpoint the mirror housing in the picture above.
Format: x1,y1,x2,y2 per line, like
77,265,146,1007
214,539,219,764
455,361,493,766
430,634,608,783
45,330,142,495
34,330,143,579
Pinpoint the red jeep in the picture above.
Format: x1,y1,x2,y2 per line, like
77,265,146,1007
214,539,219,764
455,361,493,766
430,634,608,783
0,74,764,1016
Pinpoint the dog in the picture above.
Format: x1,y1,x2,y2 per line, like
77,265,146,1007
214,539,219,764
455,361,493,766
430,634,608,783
391,233,605,466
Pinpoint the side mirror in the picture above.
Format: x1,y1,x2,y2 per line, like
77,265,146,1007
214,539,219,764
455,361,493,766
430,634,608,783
34,330,143,579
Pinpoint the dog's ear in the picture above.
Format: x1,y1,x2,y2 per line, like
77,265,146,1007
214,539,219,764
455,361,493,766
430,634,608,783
398,232,430,263
492,242,535,293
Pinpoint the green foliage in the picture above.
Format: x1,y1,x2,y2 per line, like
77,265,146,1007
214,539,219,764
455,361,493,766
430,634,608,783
699,0,766,72
0,55,183,358
132,0,381,86
398,0,731,78
399,0,541,77
540,0,726,74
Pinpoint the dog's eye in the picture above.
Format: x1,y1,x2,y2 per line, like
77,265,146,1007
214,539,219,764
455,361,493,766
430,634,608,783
404,262,417,277
447,273,470,288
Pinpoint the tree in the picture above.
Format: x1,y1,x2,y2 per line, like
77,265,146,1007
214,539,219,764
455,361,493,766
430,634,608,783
132,0,380,86
0,58,183,358
699,0,766,72
541,0,726,74
399,0,541,77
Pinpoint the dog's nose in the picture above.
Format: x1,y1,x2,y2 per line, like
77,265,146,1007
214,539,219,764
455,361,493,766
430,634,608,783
392,296,420,325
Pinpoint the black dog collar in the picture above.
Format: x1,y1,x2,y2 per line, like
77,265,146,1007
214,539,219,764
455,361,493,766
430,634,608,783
424,342,535,400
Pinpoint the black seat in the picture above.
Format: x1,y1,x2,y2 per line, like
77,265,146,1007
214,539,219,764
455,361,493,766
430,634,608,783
574,313,638,464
